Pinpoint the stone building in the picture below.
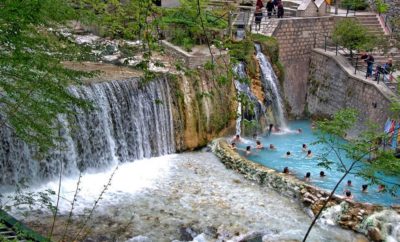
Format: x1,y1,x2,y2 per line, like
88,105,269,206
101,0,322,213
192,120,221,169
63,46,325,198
297,0,328,17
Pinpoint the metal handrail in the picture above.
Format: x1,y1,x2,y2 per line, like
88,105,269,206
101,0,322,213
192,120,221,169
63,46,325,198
321,37,398,94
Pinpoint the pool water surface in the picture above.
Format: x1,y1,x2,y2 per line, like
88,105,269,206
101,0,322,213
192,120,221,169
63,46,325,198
235,120,400,206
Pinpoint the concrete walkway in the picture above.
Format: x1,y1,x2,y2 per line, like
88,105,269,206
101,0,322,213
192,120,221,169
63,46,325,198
314,48,398,99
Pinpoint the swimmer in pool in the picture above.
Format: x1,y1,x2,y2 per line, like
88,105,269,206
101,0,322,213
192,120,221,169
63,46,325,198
304,172,311,182
269,144,277,150
362,184,368,193
256,140,263,149
302,144,307,152
285,151,291,158
306,150,313,158
245,146,251,156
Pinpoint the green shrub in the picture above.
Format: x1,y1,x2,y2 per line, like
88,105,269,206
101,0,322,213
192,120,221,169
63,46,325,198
340,0,369,10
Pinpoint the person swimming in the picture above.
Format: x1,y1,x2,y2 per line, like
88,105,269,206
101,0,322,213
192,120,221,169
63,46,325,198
362,184,368,193
319,171,326,177
347,180,352,187
344,190,353,201
304,172,311,182
297,128,302,133
256,140,263,149
269,144,276,150
378,184,385,192
245,146,251,156
306,150,313,157
232,134,242,143
302,144,307,152
230,142,237,150
285,151,291,158
283,167,290,174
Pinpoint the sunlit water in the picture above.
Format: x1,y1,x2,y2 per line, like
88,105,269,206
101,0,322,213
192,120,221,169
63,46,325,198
236,120,400,206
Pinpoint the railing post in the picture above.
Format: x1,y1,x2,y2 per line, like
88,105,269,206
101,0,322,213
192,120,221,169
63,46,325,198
228,11,232,39
335,43,338,56
354,56,358,74
324,35,327,51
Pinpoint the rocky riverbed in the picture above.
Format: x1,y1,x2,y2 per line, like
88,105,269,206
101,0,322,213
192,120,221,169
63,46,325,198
18,152,367,242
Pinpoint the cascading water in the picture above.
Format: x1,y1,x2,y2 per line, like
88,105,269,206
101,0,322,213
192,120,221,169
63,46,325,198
255,44,287,129
233,62,266,135
0,78,175,186
236,28,245,41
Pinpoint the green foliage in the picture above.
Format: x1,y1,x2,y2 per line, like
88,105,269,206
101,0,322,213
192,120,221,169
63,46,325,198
340,0,369,10
161,0,228,49
315,109,400,192
375,0,389,14
332,19,373,54
0,0,94,152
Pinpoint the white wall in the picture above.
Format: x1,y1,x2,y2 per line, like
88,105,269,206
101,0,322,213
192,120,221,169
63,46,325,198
162,0,180,7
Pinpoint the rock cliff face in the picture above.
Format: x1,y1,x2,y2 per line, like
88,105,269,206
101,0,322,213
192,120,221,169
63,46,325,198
168,68,236,151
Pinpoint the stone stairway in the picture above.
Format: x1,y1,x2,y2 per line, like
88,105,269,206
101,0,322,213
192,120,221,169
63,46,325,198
354,14,387,37
251,18,280,36
0,223,29,242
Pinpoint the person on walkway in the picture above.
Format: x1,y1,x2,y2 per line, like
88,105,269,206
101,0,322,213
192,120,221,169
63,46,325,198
375,58,393,82
254,6,263,31
277,1,284,18
266,0,274,19
256,0,264,8
361,52,374,78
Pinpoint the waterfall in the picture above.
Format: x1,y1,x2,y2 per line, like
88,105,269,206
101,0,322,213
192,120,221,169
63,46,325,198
0,77,175,186
233,62,266,135
255,44,287,129
236,28,245,41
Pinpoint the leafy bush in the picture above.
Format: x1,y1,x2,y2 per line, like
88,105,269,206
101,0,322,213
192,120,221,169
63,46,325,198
333,19,373,54
161,0,228,49
340,0,369,10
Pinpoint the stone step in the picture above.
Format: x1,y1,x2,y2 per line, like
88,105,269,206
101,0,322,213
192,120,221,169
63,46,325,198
282,0,300,9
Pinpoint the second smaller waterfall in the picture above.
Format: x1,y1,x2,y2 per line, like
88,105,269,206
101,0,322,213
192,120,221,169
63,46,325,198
255,44,287,129
233,62,266,135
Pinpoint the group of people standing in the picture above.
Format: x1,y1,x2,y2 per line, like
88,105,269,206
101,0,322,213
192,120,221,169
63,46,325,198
254,0,284,30
360,52,393,82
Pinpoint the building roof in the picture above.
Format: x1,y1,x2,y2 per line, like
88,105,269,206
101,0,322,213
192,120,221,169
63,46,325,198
315,0,325,8
297,0,312,10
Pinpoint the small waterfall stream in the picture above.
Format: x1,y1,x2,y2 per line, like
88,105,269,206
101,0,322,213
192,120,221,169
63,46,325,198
0,78,175,186
255,44,287,129
233,62,265,135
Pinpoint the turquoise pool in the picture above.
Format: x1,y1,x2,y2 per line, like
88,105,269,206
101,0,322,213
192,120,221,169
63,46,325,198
235,120,400,206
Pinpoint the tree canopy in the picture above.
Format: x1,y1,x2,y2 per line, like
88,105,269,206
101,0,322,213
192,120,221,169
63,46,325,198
0,0,96,152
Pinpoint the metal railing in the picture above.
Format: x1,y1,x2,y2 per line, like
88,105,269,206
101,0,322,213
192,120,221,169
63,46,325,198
321,37,398,94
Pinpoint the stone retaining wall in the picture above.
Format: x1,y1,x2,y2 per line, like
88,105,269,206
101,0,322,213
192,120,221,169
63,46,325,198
212,139,400,241
161,40,229,69
272,16,335,117
307,49,397,137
